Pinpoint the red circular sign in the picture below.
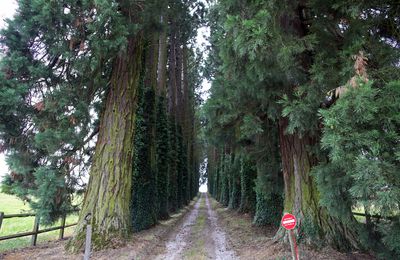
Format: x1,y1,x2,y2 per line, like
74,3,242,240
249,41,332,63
281,213,296,230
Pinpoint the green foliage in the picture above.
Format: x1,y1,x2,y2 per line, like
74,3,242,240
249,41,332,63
318,81,400,256
155,96,170,220
0,0,203,244
239,154,257,214
253,149,283,226
380,221,400,257
228,155,241,210
176,125,184,209
131,86,158,232
219,154,230,207
167,117,179,212
30,167,70,224
205,0,400,254
0,0,142,224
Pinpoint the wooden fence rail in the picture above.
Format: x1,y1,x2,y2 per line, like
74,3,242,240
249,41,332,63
352,211,395,221
0,211,78,246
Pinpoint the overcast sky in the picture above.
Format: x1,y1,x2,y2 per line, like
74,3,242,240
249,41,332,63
0,0,16,28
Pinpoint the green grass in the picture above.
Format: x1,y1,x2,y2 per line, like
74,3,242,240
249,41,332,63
0,193,79,252
184,196,208,260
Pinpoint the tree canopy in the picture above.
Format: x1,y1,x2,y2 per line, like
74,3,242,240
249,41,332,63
0,0,399,257
204,0,400,257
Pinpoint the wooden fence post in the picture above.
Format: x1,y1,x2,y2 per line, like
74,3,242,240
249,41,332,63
31,215,40,246
59,215,66,240
0,212,4,231
84,213,92,260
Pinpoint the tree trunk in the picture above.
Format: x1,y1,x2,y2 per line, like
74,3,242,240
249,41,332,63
182,47,192,203
276,117,361,250
67,36,144,251
168,25,177,117
167,118,179,212
131,31,159,230
239,154,257,214
253,122,283,226
228,153,241,209
155,13,170,219
176,125,185,208
155,95,170,220
157,15,168,96
176,45,183,125
175,45,184,207
131,85,157,232
219,152,229,206
166,22,179,212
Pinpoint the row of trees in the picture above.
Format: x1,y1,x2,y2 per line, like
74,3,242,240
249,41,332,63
204,0,400,258
0,0,203,251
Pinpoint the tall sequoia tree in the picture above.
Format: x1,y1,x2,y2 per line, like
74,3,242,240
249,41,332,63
0,0,147,250
130,0,164,232
64,2,148,250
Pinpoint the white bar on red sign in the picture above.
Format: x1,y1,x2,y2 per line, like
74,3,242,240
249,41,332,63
283,219,295,224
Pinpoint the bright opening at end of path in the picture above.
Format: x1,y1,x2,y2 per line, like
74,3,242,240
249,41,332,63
199,183,207,193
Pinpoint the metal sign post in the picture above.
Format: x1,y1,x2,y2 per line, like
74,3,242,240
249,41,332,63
281,213,299,260
84,213,92,260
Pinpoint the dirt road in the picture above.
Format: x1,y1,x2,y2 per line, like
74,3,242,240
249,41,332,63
1,193,375,260
157,192,236,260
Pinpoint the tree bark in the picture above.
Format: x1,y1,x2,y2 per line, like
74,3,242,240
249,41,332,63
239,154,257,214
67,36,144,251
182,47,192,203
168,25,177,117
228,152,241,209
157,15,168,96
276,117,361,250
155,95,170,220
176,45,183,125
167,22,179,212
253,121,283,226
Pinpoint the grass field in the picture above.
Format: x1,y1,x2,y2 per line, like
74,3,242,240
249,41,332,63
0,193,78,252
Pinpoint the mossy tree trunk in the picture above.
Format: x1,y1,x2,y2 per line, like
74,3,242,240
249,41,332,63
228,153,241,210
214,152,222,200
155,13,170,219
276,118,361,250
219,152,230,206
131,85,158,232
176,125,184,209
157,14,168,96
238,153,257,214
182,46,192,204
167,21,179,213
212,159,220,199
155,95,170,220
253,122,283,226
167,118,178,212
67,36,144,251
130,32,160,232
